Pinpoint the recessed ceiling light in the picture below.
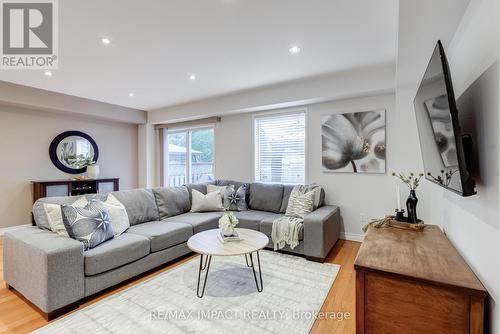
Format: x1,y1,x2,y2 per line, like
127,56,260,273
189,74,197,81
101,37,111,45
289,45,301,54
44,70,52,77
128,92,134,97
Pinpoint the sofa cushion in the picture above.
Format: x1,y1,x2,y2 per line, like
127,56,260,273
42,196,88,237
232,210,276,230
249,183,284,213
127,221,193,253
259,213,304,241
153,186,191,219
285,186,316,219
84,233,150,276
112,189,159,226
279,185,326,212
32,195,87,233
80,194,130,236
190,189,224,213
62,200,116,251
164,212,224,234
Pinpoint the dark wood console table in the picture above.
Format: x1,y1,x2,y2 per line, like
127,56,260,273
355,225,486,334
33,178,119,200
31,178,119,225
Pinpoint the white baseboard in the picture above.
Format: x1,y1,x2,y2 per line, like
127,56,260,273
0,224,31,236
340,232,364,242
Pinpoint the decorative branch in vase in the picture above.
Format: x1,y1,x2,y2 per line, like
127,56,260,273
392,172,423,224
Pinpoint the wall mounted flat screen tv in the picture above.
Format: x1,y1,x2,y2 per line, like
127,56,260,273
413,40,476,196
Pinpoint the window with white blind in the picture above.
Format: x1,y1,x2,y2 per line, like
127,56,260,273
254,111,306,184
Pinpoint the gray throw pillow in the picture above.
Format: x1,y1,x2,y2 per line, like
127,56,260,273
112,189,159,225
216,180,249,196
61,200,114,250
152,186,191,219
223,184,248,211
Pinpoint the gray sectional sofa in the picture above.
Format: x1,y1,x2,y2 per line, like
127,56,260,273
3,180,340,319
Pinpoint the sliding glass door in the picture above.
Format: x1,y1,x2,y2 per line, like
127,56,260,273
190,128,215,184
165,128,214,187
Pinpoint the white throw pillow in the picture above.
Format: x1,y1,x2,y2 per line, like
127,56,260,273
44,194,130,237
206,185,227,199
190,189,225,212
97,194,130,236
44,196,88,237
285,187,316,219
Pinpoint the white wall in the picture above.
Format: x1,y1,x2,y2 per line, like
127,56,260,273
216,94,403,239
396,0,499,331
438,0,500,331
0,105,139,229
146,63,397,193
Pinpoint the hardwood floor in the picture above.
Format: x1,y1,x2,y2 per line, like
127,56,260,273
0,236,360,334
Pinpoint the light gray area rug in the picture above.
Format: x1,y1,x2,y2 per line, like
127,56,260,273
35,251,340,334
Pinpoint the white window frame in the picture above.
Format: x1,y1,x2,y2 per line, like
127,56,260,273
163,125,215,187
253,108,308,184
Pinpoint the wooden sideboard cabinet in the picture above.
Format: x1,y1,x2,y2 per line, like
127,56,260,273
32,178,120,202
33,178,119,201
354,225,487,334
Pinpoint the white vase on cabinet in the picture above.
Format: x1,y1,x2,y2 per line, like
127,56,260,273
86,165,100,179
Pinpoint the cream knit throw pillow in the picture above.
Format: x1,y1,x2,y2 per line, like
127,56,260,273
190,189,225,212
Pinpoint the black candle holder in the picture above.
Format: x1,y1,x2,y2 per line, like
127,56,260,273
395,209,406,222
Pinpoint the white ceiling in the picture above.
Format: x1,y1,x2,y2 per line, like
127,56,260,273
0,0,398,110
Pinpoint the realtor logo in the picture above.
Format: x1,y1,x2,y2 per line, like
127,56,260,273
1,0,58,69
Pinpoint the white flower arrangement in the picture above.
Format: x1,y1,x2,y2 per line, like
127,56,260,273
218,212,239,235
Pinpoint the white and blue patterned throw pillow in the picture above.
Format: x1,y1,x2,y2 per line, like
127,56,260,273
223,184,248,211
61,199,114,250
66,194,130,236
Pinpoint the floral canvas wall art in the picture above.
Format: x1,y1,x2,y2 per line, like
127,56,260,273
322,110,386,173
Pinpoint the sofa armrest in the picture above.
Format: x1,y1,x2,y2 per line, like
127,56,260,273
3,227,84,313
303,205,341,261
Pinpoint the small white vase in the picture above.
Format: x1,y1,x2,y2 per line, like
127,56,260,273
221,226,235,237
86,165,100,179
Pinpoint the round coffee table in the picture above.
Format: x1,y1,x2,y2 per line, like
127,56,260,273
187,228,269,298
